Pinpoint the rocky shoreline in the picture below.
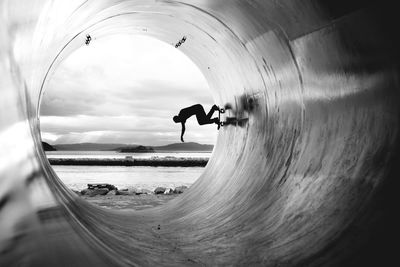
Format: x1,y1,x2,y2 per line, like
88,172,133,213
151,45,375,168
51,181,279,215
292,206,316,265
73,183,188,210
76,183,188,196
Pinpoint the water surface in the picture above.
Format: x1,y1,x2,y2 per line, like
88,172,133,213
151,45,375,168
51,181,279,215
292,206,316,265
48,151,209,191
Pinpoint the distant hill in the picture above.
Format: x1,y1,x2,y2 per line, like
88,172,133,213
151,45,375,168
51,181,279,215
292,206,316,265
42,142,56,151
52,142,213,152
153,142,213,152
119,145,155,153
54,143,133,151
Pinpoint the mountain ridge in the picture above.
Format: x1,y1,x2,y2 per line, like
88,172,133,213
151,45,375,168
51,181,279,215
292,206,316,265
53,143,132,151
49,142,213,152
42,141,57,151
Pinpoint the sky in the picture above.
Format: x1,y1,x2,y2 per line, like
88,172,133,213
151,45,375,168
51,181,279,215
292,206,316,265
40,35,217,146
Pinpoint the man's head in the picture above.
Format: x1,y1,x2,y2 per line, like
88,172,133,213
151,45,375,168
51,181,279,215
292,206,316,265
173,115,181,123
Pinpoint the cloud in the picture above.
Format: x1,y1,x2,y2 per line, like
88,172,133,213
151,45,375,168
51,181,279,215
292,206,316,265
41,115,217,146
40,34,214,112
40,34,217,145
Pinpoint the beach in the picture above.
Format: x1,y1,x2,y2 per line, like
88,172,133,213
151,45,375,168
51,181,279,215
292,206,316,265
48,151,208,210
72,182,188,210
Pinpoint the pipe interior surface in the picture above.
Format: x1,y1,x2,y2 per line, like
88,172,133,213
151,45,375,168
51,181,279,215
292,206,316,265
0,0,399,266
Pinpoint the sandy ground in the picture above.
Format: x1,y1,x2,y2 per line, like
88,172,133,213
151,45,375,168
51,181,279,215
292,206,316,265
80,194,179,210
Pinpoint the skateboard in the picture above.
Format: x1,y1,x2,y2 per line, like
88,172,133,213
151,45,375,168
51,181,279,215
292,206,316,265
175,35,187,48
217,106,225,130
85,34,92,45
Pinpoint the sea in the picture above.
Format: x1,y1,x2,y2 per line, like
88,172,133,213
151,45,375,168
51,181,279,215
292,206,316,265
46,151,211,191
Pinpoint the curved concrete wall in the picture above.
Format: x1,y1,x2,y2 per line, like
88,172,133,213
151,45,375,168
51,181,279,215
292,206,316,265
0,0,399,266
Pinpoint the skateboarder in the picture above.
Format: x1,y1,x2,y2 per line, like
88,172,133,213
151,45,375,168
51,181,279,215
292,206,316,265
173,104,220,142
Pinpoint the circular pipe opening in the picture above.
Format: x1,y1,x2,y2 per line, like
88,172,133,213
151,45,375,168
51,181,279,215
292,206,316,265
39,33,217,209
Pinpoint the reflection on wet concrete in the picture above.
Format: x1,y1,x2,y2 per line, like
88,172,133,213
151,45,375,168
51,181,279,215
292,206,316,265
221,95,256,127
221,117,249,127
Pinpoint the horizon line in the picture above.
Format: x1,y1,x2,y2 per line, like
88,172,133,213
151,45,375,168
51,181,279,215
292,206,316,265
42,141,214,146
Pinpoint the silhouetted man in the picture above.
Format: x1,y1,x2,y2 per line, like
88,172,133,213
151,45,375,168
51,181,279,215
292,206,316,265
173,104,219,142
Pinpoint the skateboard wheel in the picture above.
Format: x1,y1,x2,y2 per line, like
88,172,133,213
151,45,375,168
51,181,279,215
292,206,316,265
220,108,225,113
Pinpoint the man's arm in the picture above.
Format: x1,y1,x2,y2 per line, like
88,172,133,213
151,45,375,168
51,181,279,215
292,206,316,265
180,122,185,142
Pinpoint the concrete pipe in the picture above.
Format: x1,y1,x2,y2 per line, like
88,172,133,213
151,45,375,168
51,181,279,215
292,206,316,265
0,0,399,266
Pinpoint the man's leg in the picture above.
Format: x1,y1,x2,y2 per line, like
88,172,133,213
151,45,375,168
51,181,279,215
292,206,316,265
198,105,219,125
195,105,208,125
205,105,218,121
196,105,219,125
210,118,219,124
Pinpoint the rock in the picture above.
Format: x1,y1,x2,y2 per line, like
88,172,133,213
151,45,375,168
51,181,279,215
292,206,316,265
107,190,117,196
80,188,93,195
141,189,153,195
116,190,131,196
164,188,174,195
134,189,145,195
134,188,153,195
154,187,166,194
87,183,116,191
117,187,140,195
89,188,109,196
173,186,188,194
126,187,140,194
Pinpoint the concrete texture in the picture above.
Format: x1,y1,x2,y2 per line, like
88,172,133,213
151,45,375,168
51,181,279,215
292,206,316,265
0,0,399,266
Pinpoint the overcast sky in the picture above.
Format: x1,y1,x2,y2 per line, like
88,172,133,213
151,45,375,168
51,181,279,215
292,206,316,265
40,35,217,146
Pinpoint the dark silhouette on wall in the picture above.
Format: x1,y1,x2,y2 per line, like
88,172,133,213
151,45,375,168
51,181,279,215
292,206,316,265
218,101,250,128
220,117,249,127
175,35,187,48
85,34,91,45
